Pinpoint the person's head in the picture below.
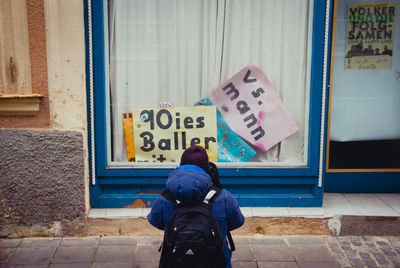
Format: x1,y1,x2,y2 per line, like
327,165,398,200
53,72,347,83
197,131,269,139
180,145,222,188
180,145,210,171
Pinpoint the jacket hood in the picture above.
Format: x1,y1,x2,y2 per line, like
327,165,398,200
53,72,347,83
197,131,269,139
166,165,212,205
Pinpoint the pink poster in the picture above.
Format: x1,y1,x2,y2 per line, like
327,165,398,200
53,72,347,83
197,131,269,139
209,64,299,152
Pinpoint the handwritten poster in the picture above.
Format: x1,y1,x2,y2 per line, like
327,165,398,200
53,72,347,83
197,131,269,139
209,64,299,152
132,106,217,163
346,2,396,70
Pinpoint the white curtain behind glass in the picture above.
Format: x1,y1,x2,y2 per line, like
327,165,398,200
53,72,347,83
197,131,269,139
109,0,222,161
221,0,309,163
109,0,310,164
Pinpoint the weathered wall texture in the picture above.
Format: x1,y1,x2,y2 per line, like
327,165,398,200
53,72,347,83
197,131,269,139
0,129,86,237
45,0,87,131
0,0,89,237
0,0,50,128
44,0,89,214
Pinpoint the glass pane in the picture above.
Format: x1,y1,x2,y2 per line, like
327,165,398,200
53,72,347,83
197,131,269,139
105,0,312,167
329,0,400,169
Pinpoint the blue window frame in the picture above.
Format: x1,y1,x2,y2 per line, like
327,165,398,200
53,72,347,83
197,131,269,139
325,0,400,193
85,0,332,208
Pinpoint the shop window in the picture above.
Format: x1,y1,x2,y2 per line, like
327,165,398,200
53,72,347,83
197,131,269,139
328,0,400,169
104,0,313,167
0,0,41,115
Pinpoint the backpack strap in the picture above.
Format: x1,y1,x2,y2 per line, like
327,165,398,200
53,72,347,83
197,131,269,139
202,186,221,209
162,187,220,208
227,231,236,252
203,189,218,204
202,187,236,252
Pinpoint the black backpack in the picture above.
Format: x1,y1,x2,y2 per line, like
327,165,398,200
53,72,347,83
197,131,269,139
159,187,226,268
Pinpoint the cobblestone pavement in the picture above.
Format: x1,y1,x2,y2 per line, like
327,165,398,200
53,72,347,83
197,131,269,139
1,235,400,267
325,236,400,268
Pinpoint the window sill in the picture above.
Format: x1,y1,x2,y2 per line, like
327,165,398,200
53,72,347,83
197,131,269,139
0,94,43,115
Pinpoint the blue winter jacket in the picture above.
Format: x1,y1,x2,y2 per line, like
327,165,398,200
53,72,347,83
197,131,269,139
147,165,245,268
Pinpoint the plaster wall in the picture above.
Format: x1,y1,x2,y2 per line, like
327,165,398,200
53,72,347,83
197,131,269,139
0,0,90,237
44,0,89,214
45,0,87,131
0,0,50,128
0,129,86,237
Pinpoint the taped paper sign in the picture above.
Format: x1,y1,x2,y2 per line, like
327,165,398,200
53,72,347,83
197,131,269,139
209,64,299,152
132,106,217,163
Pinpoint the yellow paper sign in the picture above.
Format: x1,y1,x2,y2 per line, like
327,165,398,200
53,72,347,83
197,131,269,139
132,106,217,163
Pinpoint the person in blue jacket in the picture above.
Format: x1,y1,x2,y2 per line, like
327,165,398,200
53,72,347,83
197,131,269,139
147,145,245,268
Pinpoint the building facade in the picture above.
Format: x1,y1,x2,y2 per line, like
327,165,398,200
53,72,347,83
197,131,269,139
0,0,399,236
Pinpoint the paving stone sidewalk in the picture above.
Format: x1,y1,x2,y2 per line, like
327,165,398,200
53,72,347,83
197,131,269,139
1,235,400,268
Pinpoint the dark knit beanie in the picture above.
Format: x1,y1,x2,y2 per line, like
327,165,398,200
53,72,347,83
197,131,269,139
180,145,210,172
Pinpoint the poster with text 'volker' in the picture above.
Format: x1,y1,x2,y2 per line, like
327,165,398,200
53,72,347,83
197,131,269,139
346,2,396,70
